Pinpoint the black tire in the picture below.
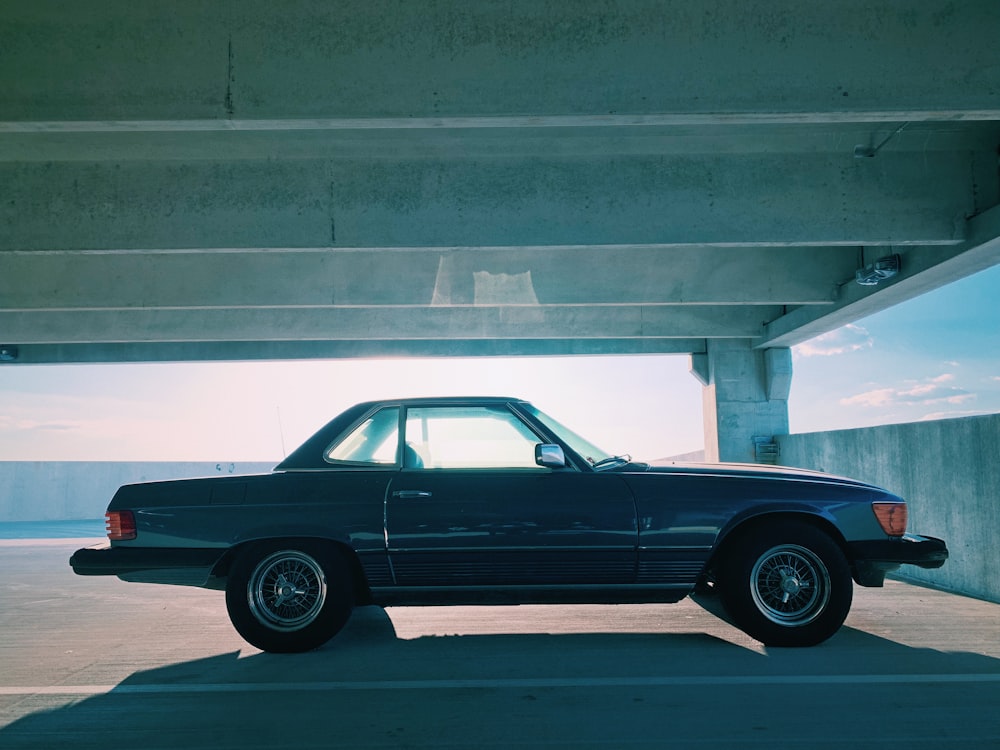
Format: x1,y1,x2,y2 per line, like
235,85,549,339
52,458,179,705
225,541,354,653
717,521,852,647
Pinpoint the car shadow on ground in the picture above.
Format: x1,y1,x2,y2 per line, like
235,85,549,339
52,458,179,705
3,605,1000,749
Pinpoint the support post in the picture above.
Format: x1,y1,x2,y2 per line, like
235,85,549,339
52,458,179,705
691,340,791,463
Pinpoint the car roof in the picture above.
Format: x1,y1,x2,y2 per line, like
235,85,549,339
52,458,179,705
358,396,525,405
273,397,532,471
345,396,531,413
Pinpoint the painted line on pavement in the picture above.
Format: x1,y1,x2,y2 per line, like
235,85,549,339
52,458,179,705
3,673,1000,696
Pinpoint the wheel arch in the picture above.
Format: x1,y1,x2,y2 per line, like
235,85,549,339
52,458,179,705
705,511,849,580
210,536,373,604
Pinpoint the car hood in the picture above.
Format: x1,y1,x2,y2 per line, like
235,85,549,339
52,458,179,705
636,461,881,489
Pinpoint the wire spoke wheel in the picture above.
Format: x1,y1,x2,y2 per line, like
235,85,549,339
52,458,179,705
717,522,852,647
248,550,328,631
226,542,354,652
750,544,830,626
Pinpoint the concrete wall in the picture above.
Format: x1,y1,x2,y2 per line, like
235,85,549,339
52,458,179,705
0,462,275,522
778,414,1000,604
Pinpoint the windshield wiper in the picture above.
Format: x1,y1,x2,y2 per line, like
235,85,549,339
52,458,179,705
591,455,631,470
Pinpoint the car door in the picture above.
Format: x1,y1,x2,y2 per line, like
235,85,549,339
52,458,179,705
385,404,638,587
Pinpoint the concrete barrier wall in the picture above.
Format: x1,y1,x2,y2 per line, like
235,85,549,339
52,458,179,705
0,461,275,522
777,413,1000,603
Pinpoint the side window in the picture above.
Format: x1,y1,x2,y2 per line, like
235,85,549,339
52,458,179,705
404,406,543,469
325,407,399,465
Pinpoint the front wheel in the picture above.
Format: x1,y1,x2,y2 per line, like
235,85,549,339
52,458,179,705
225,542,353,653
717,522,852,647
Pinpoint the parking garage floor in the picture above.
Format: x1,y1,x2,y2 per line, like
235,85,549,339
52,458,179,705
2,535,998,749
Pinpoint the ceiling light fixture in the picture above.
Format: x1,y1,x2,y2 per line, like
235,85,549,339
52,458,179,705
856,254,900,286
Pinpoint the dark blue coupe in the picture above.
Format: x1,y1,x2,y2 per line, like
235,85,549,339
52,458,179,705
71,397,947,652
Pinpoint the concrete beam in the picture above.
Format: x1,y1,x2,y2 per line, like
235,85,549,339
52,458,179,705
0,149,977,251
1,339,707,365
3,1,999,122
3,121,997,159
0,246,852,309
0,305,777,344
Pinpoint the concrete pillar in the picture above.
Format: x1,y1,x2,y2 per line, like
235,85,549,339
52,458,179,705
689,340,791,463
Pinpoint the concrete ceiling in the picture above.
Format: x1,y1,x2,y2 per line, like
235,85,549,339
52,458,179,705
2,1,999,364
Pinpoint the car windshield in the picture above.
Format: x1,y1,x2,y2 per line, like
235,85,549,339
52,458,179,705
521,404,625,470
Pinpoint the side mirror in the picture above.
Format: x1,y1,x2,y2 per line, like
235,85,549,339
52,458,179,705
535,443,566,468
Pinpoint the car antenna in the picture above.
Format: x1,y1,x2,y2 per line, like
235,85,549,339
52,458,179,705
276,406,287,458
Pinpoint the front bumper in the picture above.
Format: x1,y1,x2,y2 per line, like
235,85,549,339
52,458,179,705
848,534,949,587
69,543,226,586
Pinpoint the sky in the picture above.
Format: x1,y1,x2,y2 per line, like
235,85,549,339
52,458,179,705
1,263,998,464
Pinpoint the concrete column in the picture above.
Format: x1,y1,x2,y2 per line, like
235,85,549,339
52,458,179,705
690,340,791,463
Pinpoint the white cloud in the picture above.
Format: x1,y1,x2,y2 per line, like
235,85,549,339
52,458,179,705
794,324,873,357
919,410,986,422
840,375,975,408
0,417,81,433
840,388,896,407
896,383,974,405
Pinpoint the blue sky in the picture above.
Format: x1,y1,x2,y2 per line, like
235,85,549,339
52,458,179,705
1,264,998,463
788,263,1000,433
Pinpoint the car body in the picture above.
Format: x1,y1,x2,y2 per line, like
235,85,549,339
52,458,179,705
70,397,948,652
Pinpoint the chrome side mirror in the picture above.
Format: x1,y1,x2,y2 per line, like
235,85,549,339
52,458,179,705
535,443,566,468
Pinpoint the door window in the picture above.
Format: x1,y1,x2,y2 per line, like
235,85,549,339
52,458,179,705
404,405,542,469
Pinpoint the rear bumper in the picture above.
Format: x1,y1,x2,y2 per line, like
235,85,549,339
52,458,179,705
848,534,949,587
69,543,225,586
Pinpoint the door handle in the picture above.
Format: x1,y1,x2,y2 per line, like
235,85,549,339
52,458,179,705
392,490,433,499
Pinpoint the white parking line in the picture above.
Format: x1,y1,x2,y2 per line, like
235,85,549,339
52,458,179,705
3,672,1000,696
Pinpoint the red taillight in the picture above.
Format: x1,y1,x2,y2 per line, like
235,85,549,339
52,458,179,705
106,510,137,541
872,502,907,536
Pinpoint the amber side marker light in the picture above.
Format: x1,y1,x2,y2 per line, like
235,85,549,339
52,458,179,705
106,510,137,541
872,502,907,536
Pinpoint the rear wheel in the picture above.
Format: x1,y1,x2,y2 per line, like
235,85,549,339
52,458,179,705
225,542,353,653
717,521,852,647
